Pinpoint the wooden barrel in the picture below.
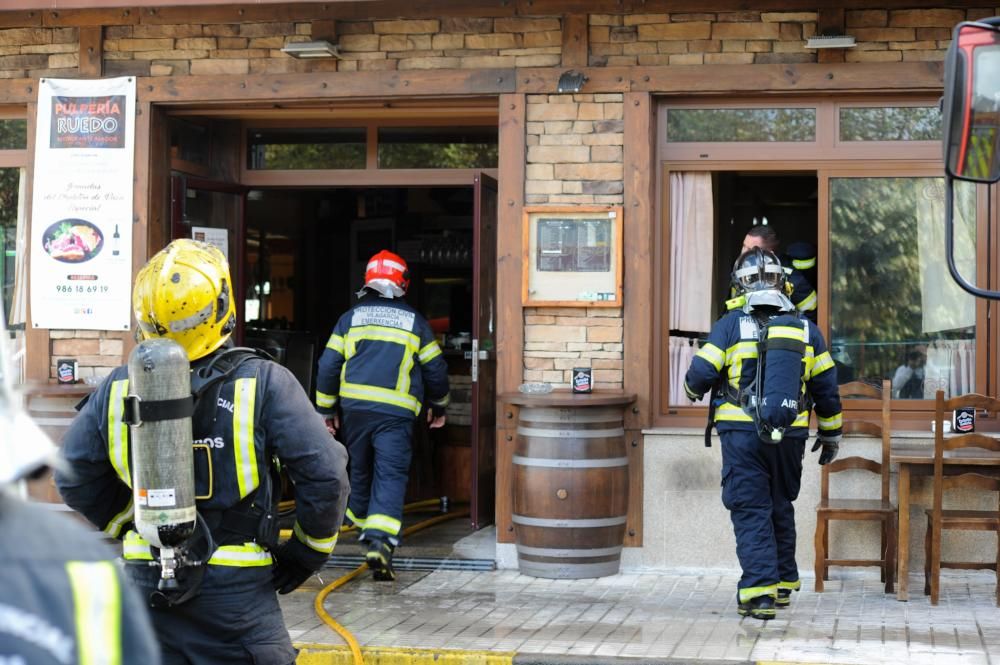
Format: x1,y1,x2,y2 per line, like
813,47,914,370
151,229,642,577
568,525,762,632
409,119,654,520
512,404,629,579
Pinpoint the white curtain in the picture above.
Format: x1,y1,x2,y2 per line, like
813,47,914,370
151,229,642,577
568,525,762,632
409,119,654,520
668,336,709,406
916,179,976,334
669,172,714,333
924,340,975,398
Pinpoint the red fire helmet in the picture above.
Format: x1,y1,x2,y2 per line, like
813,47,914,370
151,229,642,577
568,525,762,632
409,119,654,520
365,250,410,294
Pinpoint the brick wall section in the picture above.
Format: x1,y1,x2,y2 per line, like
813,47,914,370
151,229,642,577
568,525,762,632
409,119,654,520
523,307,624,389
590,8,991,66
49,330,125,381
0,27,79,78
102,17,563,76
523,92,624,389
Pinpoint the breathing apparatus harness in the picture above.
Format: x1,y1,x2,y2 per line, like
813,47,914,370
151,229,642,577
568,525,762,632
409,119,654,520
120,345,280,608
706,248,809,447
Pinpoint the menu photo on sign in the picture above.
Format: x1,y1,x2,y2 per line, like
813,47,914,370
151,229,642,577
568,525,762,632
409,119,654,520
522,205,623,307
29,77,135,331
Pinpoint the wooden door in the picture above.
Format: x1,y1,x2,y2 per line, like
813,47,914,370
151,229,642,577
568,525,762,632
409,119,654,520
471,173,498,529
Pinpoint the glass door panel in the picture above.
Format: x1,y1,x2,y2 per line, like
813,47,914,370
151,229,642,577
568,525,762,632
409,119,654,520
828,176,977,400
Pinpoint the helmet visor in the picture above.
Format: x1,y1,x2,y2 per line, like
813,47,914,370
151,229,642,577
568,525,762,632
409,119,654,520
733,251,785,292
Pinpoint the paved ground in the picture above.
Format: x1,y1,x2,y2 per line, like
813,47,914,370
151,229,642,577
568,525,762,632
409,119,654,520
283,566,1000,664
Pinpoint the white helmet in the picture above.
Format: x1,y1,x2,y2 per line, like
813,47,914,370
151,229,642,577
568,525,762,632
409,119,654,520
0,309,57,486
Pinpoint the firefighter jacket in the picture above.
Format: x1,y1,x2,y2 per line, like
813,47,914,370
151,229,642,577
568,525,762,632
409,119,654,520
0,493,161,664
683,309,843,439
785,268,817,323
56,351,349,594
316,293,451,420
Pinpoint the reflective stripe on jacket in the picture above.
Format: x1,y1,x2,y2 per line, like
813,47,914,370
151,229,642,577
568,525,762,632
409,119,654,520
683,309,842,437
316,294,450,419
56,351,349,587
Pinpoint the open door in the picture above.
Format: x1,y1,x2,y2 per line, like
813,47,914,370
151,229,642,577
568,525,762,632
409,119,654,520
170,175,248,344
470,173,498,530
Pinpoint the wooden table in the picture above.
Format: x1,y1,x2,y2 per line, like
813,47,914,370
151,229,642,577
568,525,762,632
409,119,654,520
891,441,1000,600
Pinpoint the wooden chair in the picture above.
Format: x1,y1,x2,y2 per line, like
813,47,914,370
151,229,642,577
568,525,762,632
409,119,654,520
814,379,895,593
924,391,1000,606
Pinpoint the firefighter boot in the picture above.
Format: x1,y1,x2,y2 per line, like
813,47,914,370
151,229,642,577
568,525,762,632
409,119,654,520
776,580,800,608
737,593,776,620
365,538,396,581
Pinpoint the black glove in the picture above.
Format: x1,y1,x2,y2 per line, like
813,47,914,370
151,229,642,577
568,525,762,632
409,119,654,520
811,436,840,465
272,537,320,595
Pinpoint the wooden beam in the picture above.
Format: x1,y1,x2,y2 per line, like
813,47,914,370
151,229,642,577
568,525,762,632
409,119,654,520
0,0,995,28
0,11,42,29
621,91,653,548
42,7,138,26
138,68,516,104
624,430,643,547
561,13,588,69
519,61,945,94
495,92,525,544
79,26,103,78
816,8,847,65
311,18,336,42
23,103,50,384
0,81,42,106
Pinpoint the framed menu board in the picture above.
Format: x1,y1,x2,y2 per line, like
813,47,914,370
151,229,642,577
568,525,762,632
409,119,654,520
522,205,623,307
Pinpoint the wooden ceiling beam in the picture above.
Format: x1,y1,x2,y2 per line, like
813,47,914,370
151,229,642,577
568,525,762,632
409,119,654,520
1,1,996,28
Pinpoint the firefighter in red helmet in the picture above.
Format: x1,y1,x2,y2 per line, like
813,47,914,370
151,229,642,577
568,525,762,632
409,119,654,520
316,249,450,580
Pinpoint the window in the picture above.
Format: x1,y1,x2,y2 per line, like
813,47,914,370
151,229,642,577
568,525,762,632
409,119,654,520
666,108,816,143
377,126,498,169
657,98,980,425
247,128,366,170
829,178,976,400
839,106,941,142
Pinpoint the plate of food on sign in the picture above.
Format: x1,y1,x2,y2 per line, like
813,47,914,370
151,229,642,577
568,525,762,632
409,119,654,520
43,218,104,263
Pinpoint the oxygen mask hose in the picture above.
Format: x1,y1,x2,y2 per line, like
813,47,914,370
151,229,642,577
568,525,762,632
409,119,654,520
309,498,468,665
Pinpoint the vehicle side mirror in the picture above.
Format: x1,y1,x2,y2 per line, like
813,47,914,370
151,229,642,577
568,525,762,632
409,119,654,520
943,20,1000,183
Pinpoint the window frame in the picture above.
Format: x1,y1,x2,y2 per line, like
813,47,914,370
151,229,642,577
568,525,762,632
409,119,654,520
656,96,995,430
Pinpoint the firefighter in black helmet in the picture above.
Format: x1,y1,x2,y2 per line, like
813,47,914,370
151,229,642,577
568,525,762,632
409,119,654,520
686,248,842,620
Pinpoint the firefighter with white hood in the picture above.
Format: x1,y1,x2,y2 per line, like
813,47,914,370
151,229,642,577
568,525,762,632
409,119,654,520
0,305,161,663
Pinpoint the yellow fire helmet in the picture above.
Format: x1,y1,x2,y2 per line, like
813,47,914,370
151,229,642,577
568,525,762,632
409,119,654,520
133,238,236,361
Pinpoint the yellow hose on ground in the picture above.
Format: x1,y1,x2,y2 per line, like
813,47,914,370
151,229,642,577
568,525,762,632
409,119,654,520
311,504,470,665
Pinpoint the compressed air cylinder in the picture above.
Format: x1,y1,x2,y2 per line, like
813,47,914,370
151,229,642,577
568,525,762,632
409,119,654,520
128,338,196,549
759,314,808,432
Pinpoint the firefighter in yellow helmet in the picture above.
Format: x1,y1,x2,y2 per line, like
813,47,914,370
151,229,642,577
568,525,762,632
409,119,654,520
57,239,349,665
0,299,161,664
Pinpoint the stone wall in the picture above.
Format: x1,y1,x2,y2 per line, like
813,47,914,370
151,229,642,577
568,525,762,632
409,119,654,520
0,27,79,78
102,17,564,76
49,330,125,381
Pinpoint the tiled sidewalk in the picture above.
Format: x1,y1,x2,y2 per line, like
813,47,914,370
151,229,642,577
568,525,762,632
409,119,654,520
283,569,1000,664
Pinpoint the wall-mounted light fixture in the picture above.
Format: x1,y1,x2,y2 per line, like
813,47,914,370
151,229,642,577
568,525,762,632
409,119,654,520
281,40,342,59
556,70,588,94
805,35,856,49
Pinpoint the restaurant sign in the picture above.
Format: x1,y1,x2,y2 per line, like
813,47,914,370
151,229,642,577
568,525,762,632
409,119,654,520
30,77,135,331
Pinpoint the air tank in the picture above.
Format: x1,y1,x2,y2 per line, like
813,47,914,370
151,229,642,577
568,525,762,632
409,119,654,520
128,338,196,549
